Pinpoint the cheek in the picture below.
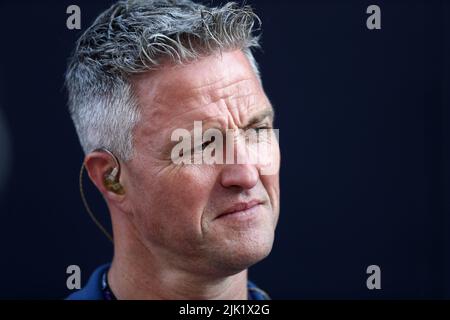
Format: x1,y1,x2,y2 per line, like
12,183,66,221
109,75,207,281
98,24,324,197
162,166,217,208
257,135,281,176
260,143,281,215
261,173,280,211
130,165,218,239
258,140,280,191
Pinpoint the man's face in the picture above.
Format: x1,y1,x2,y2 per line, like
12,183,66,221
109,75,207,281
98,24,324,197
123,50,280,276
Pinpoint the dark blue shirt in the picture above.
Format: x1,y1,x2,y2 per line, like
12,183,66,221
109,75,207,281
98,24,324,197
66,263,270,300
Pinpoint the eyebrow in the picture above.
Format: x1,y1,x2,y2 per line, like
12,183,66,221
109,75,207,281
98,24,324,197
200,106,274,134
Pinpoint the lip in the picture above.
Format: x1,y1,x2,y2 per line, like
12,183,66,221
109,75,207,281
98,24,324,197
216,199,264,220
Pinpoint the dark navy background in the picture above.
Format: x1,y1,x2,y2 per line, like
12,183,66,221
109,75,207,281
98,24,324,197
0,0,448,299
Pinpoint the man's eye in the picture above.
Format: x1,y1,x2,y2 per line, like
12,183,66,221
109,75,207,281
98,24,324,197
255,126,272,132
200,136,216,150
191,138,214,154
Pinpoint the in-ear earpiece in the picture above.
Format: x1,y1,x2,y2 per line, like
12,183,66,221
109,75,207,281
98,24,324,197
95,147,125,195
104,166,125,195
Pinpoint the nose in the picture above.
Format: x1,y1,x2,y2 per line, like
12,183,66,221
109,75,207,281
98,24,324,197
220,163,259,190
219,129,261,190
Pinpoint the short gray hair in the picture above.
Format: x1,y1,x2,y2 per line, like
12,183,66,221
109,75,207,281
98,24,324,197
65,0,262,161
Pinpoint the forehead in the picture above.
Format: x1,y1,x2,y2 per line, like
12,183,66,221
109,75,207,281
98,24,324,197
132,50,271,147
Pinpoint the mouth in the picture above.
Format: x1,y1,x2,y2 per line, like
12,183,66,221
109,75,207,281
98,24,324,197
215,199,265,220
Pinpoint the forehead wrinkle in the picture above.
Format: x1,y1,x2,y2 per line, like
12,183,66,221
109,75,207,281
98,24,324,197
190,77,255,98
162,92,266,133
144,77,262,129
188,77,265,129
150,77,257,116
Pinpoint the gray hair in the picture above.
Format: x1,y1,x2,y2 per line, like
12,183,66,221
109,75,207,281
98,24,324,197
65,0,262,161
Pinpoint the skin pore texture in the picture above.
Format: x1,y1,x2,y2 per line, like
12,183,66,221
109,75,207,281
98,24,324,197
84,49,280,300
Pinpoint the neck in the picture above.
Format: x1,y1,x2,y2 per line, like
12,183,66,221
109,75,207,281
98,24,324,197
107,212,248,300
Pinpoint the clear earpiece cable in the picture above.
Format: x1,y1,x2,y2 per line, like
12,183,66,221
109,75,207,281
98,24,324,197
79,163,114,243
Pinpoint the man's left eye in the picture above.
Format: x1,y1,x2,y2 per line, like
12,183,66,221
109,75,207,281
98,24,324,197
199,136,216,151
254,126,272,132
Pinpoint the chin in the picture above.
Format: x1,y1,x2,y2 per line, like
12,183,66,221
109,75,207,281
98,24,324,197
210,231,275,276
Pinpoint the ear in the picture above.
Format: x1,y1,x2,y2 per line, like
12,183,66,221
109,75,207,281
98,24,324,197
84,150,126,204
